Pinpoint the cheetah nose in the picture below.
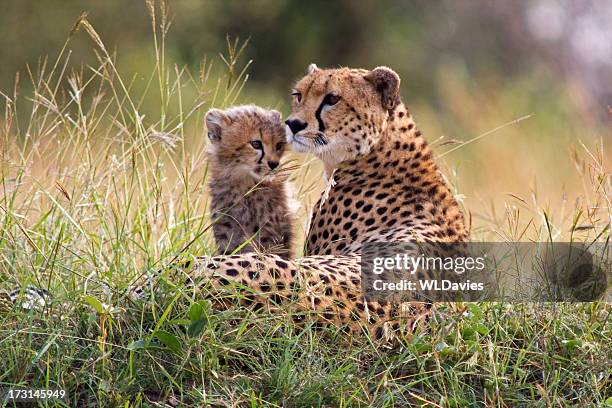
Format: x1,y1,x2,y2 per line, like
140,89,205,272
267,160,279,170
285,119,307,135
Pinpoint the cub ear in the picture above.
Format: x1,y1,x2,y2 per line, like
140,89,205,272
364,66,401,111
269,109,282,123
205,108,227,142
307,63,319,74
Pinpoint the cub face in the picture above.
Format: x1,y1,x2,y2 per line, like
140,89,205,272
205,105,287,180
285,64,401,167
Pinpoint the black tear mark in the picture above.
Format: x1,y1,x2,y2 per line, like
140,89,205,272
315,100,326,132
257,128,265,164
315,77,332,133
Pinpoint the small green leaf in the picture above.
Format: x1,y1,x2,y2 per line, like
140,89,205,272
188,318,207,338
466,303,483,318
604,396,612,407
154,330,182,354
474,323,489,335
83,295,105,314
461,326,476,340
189,302,204,322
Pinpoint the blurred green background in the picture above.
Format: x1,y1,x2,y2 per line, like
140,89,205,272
1,0,610,238
2,1,610,116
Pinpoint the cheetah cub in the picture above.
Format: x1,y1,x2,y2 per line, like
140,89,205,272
205,105,296,259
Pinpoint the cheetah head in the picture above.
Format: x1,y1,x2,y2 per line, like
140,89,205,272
205,105,287,180
285,64,401,169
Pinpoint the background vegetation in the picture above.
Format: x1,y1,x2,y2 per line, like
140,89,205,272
0,1,609,406
1,0,610,241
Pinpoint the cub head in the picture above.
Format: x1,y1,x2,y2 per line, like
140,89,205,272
285,64,401,166
205,105,286,180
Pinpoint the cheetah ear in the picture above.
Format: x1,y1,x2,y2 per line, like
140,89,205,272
364,66,401,112
307,63,319,74
205,108,227,142
269,109,282,123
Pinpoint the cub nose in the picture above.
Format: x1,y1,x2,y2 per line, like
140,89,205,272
285,119,307,135
267,160,279,170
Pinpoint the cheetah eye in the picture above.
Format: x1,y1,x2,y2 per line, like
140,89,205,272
323,93,341,106
291,91,302,103
250,140,263,149
276,142,285,151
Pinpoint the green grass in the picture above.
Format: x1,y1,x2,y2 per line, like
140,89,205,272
2,298,610,406
1,5,611,407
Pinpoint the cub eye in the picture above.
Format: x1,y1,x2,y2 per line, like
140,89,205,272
250,140,263,149
276,142,285,151
291,91,302,103
323,93,341,106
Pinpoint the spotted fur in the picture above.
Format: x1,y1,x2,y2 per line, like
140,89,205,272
205,105,295,259
137,66,468,342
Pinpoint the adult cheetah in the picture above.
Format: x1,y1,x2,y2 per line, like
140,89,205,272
288,65,468,255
